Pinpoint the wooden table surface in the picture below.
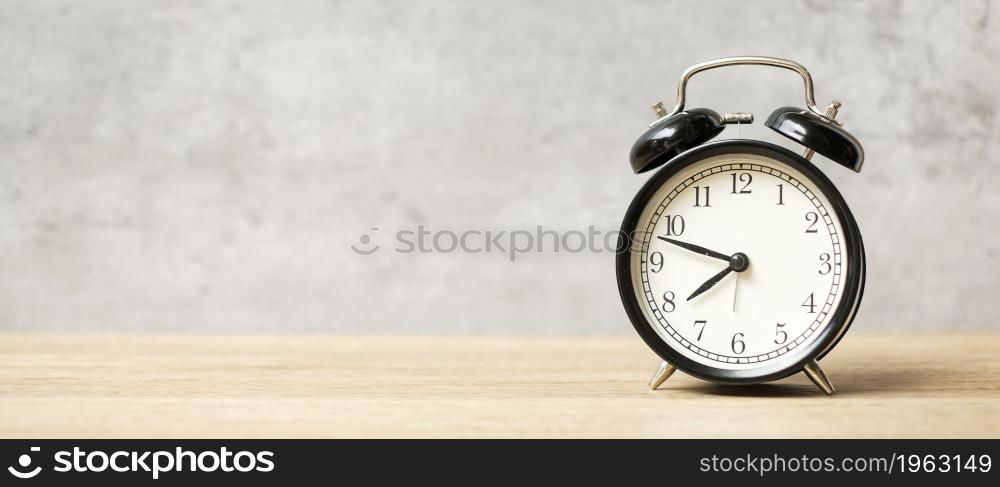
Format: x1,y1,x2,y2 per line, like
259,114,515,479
1,332,998,438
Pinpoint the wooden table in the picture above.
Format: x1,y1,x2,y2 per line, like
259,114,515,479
1,333,997,438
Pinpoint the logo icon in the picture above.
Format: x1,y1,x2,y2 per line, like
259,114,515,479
350,227,380,255
8,447,41,479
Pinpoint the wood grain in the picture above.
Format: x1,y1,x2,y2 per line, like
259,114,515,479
1,333,998,438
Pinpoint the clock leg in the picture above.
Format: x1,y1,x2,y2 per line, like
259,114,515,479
802,360,835,395
648,361,677,390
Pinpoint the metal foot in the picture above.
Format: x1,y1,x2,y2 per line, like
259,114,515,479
648,361,676,390
802,360,835,395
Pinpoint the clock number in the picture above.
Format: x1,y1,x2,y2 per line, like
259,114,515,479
661,291,676,313
693,186,711,207
731,333,745,354
663,215,685,236
730,173,752,194
818,253,832,275
802,293,817,314
777,184,785,205
693,319,707,341
805,212,819,233
649,251,664,273
774,323,788,345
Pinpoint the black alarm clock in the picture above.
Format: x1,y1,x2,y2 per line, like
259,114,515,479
616,57,865,395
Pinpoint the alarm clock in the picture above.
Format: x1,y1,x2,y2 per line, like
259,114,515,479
616,57,865,395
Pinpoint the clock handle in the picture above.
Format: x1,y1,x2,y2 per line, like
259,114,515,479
803,360,836,395
651,56,837,127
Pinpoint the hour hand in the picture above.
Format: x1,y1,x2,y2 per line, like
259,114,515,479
687,266,734,301
657,237,730,262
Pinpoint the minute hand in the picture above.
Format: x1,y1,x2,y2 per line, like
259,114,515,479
657,237,731,262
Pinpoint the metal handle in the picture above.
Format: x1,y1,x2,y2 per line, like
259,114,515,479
652,56,836,126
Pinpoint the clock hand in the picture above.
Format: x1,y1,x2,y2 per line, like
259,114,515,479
732,274,740,312
656,237,730,262
687,252,750,302
687,266,734,301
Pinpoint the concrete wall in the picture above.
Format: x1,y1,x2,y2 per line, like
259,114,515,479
1,0,997,333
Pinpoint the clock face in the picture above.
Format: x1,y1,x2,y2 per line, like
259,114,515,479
624,148,853,373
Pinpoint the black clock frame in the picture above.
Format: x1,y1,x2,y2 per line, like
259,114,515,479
616,139,866,385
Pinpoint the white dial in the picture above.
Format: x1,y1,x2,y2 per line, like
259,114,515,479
629,152,847,370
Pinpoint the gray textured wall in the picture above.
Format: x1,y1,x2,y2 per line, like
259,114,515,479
1,0,997,333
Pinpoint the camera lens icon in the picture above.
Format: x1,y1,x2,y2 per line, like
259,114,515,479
350,227,380,255
8,447,41,479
